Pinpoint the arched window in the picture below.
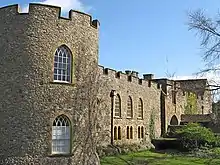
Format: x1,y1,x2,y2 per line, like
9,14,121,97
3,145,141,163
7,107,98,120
130,126,133,139
170,115,178,125
115,94,121,117
114,126,117,140
118,126,121,140
53,45,72,83
138,126,141,139
126,126,130,139
127,96,133,118
141,126,144,138
138,98,143,119
52,115,71,154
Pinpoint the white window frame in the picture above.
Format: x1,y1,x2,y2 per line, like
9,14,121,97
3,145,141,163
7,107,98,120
53,46,72,83
52,115,71,155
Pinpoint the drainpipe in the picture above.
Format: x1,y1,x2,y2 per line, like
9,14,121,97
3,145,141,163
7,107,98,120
110,90,116,145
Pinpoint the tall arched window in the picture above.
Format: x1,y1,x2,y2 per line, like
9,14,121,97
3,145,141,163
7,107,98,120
138,98,143,119
130,126,133,139
53,45,72,83
115,94,121,117
141,126,144,138
138,126,141,139
114,126,117,140
52,115,71,154
118,126,121,140
126,126,130,139
127,96,133,118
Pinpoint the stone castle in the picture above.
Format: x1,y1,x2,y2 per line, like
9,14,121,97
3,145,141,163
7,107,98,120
0,3,212,165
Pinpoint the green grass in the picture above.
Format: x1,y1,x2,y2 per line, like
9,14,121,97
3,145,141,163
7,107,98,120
100,150,220,165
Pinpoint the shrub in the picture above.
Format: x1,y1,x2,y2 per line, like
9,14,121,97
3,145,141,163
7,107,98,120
176,123,218,150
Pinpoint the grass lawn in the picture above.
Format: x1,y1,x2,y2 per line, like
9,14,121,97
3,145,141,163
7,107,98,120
100,150,220,165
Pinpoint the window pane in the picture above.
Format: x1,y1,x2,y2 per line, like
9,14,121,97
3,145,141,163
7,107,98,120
52,115,71,154
53,46,72,83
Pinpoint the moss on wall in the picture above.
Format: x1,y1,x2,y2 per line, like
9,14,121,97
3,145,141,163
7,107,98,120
184,92,198,114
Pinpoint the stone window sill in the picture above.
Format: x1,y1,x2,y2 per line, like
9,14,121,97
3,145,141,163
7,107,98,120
50,81,75,86
114,116,122,119
48,153,72,157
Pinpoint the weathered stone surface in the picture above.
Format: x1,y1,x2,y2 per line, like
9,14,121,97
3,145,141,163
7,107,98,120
0,3,99,165
0,3,212,165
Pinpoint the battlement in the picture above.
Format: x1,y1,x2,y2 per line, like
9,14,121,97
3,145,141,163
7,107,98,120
98,65,161,90
0,3,99,28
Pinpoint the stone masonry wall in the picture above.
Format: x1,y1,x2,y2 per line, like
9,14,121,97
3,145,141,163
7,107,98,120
0,4,99,165
97,66,161,147
176,79,212,114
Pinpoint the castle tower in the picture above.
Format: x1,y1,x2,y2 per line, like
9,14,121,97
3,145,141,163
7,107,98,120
0,4,99,164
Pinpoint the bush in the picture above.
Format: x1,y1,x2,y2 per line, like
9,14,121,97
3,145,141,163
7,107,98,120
176,123,218,150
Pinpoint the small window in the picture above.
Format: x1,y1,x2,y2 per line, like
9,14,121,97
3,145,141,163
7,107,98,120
114,126,117,140
52,115,71,154
118,126,121,140
138,126,140,139
141,126,144,138
53,45,72,83
115,94,121,117
127,96,133,118
172,91,176,104
130,126,133,139
202,106,204,114
138,98,143,119
126,126,130,139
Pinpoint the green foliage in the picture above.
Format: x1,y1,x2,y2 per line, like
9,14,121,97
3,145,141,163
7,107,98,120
101,150,220,165
149,110,155,140
184,92,198,114
176,123,218,150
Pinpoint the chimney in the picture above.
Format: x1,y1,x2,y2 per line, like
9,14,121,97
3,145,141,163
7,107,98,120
143,74,154,80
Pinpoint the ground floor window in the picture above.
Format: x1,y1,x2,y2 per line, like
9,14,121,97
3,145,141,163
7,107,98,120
52,115,71,154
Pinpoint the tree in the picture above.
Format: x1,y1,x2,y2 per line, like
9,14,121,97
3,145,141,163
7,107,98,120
188,9,220,94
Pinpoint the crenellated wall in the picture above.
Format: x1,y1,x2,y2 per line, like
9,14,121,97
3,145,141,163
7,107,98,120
0,3,99,165
97,66,162,147
0,3,213,164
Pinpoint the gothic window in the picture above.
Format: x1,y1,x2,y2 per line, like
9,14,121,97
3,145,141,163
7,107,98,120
52,115,71,154
138,126,140,139
141,126,144,138
114,126,117,140
127,96,133,118
118,126,121,140
130,126,133,139
126,126,129,139
53,45,72,83
115,94,121,117
138,98,143,119
172,91,176,104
